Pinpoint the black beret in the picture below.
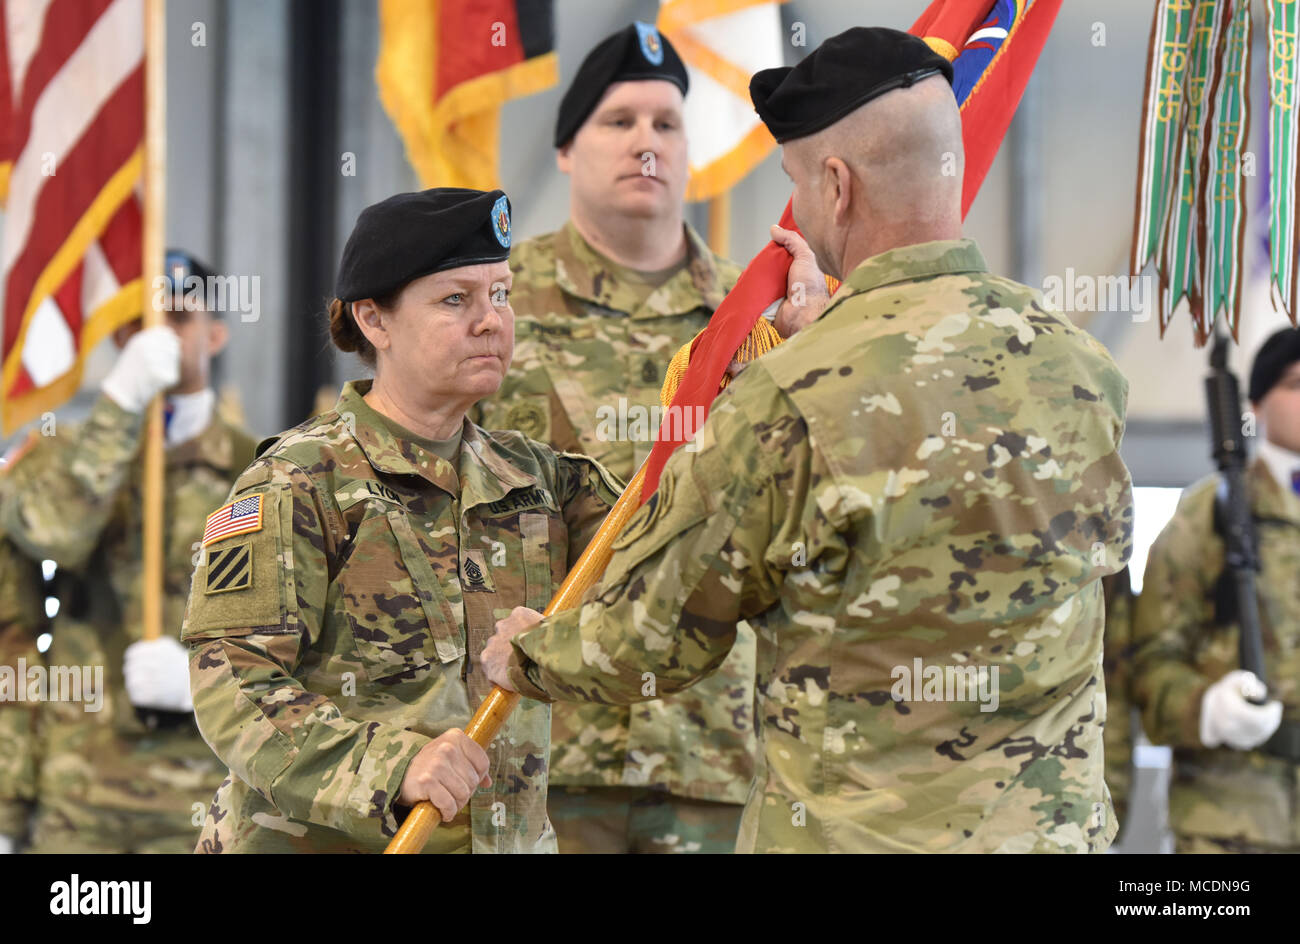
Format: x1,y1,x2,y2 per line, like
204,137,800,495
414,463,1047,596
162,248,215,293
554,22,688,148
334,188,512,302
1249,326,1300,402
750,27,954,143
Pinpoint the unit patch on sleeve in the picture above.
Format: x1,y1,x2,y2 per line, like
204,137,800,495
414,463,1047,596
204,541,253,595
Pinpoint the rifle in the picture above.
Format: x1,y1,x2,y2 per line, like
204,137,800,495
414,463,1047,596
1205,332,1268,703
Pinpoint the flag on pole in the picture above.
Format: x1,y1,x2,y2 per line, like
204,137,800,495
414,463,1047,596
376,0,558,190
640,0,1064,499
1,0,145,434
656,0,788,202
1267,0,1300,327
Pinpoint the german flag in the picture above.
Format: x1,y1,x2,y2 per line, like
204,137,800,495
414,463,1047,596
377,0,557,190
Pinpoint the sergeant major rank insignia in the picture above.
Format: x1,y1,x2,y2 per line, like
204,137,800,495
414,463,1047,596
636,21,664,65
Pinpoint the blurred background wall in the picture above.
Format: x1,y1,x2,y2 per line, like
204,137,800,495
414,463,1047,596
7,0,1296,852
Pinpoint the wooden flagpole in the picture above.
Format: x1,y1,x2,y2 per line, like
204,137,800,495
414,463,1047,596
707,191,731,259
141,0,166,642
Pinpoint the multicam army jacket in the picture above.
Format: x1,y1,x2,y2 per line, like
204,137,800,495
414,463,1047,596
509,239,1134,853
0,396,257,822
1132,458,1300,848
0,530,44,837
181,381,618,853
476,221,757,803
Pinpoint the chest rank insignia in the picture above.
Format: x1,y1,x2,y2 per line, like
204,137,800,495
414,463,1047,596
462,555,489,592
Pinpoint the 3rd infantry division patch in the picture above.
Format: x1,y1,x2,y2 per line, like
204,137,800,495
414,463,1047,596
205,541,253,595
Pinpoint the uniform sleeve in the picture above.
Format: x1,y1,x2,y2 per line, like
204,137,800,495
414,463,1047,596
0,395,142,569
181,459,430,842
1131,485,1220,748
509,371,805,704
0,539,44,836
553,452,624,565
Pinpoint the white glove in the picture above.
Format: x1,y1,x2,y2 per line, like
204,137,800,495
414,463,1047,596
1199,670,1283,750
102,326,181,413
123,636,194,712
0,835,13,855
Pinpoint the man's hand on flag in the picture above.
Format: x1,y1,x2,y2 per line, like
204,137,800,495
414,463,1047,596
770,224,831,339
483,606,545,693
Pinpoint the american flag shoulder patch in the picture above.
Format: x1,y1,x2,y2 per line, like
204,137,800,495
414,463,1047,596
202,494,264,547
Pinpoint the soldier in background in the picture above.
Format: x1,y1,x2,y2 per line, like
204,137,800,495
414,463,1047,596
485,27,1134,853
0,251,259,853
1132,326,1300,854
1101,568,1136,840
0,521,46,854
474,22,756,853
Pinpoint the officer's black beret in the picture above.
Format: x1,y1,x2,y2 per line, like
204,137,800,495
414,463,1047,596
1249,326,1300,402
554,21,689,148
750,27,954,143
162,248,215,294
334,188,512,302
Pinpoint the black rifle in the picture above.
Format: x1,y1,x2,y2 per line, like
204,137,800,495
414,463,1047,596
1205,332,1268,703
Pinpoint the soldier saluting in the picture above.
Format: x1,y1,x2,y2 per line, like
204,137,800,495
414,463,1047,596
484,27,1134,853
180,188,619,853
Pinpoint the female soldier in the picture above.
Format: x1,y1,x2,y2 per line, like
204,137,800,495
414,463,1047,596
181,188,621,853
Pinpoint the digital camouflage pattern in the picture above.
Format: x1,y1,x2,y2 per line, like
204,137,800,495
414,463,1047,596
509,239,1134,853
1101,568,1136,831
1132,458,1300,851
181,381,619,853
475,222,757,806
0,395,258,853
0,528,45,841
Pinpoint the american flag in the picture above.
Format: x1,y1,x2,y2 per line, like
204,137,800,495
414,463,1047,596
202,495,263,547
1,0,145,433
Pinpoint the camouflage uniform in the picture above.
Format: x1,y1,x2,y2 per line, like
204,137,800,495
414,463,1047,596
1132,459,1300,853
476,221,757,852
508,239,1134,853
0,529,45,845
181,381,619,853
0,395,258,853
1102,568,1136,834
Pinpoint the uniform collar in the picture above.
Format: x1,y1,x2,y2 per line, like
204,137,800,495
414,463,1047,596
553,220,729,318
165,400,242,472
336,380,538,504
1250,453,1300,525
822,238,989,319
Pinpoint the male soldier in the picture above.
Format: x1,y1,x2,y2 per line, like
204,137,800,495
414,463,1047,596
474,22,756,853
0,251,259,853
1132,326,1300,854
0,513,47,853
484,27,1134,853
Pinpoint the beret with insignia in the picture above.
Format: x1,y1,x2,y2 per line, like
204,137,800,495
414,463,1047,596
335,188,512,303
554,21,689,148
1249,327,1300,402
750,27,954,143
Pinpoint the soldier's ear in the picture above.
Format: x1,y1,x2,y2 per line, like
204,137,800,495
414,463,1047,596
207,318,230,358
556,144,573,176
351,298,392,355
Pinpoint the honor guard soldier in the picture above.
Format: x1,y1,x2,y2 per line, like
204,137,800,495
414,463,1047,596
1133,327,1300,854
0,251,259,853
181,188,619,853
485,27,1134,854
474,22,757,853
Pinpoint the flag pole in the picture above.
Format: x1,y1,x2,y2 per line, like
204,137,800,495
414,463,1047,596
141,0,166,642
707,191,731,258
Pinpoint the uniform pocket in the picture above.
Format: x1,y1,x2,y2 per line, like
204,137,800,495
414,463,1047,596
520,511,555,612
339,510,466,684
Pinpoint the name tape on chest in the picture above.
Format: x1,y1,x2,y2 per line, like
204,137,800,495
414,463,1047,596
202,494,263,546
